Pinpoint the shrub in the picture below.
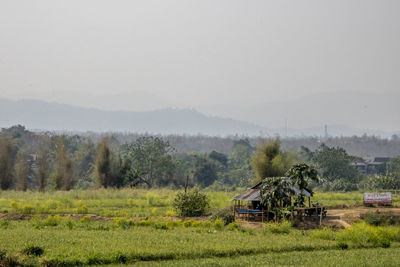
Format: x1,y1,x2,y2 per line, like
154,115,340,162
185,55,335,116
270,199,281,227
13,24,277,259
338,221,395,248
264,220,292,234
165,210,176,216
310,227,336,241
64,217,75,230
210,207,235,225
182,219,195,227
336,241,348,250
212,218,225,230
227,222,241,230
172,189,209,217
20,205,35,214
42,215,62,227
74,205,88,214
23,245,44,256
80,216,90,224
114,218,134,229
0,219,10,229
361,211,398,226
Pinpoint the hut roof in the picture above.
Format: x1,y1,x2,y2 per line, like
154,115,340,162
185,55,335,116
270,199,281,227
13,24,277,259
231,178,311,201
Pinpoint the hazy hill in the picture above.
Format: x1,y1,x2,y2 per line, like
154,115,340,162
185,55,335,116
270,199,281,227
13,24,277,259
0,98,266,136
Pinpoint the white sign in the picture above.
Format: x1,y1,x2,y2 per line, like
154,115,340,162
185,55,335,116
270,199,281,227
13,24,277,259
363,193,392,204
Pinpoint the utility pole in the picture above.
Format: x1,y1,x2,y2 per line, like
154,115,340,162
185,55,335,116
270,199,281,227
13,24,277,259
285,118,288,138
324,125,328,139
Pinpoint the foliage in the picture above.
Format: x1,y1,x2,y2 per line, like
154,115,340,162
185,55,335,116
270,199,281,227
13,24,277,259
286,163,318,207
337,221,397,248
95,137,113,188
361,211,399,226
251,138,296,182
121,136,175,187
302,144,362,191
173,189,210,217
23,245,44,257
210,207,235,225
36,139,51,192
0,136,15,190
264,220,292,234
191,154,218,187
54,136,74,190
14,150,29,191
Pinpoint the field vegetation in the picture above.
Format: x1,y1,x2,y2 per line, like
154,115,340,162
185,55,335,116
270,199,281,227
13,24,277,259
1,215,400,266
1,189,399,219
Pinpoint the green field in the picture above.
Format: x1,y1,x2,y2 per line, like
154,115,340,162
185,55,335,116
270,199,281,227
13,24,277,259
1,189,400,266
1,189,399,219
1,217,400,266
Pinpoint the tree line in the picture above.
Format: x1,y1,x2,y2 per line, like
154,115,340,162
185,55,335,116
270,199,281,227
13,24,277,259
0,125,399,192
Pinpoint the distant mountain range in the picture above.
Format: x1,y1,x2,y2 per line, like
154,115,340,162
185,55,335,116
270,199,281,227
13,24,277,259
0,98,398,137
0,98,266,136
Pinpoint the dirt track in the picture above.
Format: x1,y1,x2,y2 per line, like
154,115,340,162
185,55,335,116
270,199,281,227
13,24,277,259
324,206,400,227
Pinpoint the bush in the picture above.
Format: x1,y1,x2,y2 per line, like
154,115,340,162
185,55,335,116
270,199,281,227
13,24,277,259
172,189,209,217
310,227,336,241
23,245,44,256
361,211,398,226
210,207,234,225
0,219,10,229
43,215,62,226
227,222,241,230
336,241,348,250
264,220,292,234
338,221,396,248
212,218,225,230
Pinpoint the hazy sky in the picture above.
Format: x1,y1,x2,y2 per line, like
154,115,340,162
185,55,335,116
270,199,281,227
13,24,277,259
1,0,399,131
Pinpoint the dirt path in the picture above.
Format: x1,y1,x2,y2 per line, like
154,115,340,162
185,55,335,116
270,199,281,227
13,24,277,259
327,206,400,223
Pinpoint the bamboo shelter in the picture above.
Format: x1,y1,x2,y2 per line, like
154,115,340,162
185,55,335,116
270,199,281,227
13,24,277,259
231,179,313,222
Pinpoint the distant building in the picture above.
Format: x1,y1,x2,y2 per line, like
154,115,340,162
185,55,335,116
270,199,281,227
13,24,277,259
352,157,390,175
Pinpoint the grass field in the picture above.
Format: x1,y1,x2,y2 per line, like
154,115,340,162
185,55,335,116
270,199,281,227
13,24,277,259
0,189,236,218
1,189,399,219
1,189,400,266
1,217,399,266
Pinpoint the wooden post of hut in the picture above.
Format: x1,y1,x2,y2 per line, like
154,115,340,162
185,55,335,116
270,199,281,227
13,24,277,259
262,208,264,223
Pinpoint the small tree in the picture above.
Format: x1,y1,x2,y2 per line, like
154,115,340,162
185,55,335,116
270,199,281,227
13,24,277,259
54,136,74,190
173,188,210,217
0,136,15,190
95,137,112,188
37,140,51,192
260,177,294,221
251,138,296,182
15,150,29,191
286,163,318,207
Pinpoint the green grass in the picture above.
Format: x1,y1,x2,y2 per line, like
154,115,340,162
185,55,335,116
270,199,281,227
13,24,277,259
0,189,238,217
1,217,400,266
1,189,399,219
135,247,400,267
0,219,336,266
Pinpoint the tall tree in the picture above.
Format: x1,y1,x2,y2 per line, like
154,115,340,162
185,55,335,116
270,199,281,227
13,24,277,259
37,141,51,192
191,154,218,187
73,139,96,185
95,137,112,188
15,150,29,191
54,136,74,190
0,136,15,190
251,138,296,182
121,136,175,187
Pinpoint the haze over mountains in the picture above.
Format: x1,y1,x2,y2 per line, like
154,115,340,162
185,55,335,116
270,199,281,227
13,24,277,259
1,90,399,137
0,98,265,136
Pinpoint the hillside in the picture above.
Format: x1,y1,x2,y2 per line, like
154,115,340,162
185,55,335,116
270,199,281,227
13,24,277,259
0,98,265,136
